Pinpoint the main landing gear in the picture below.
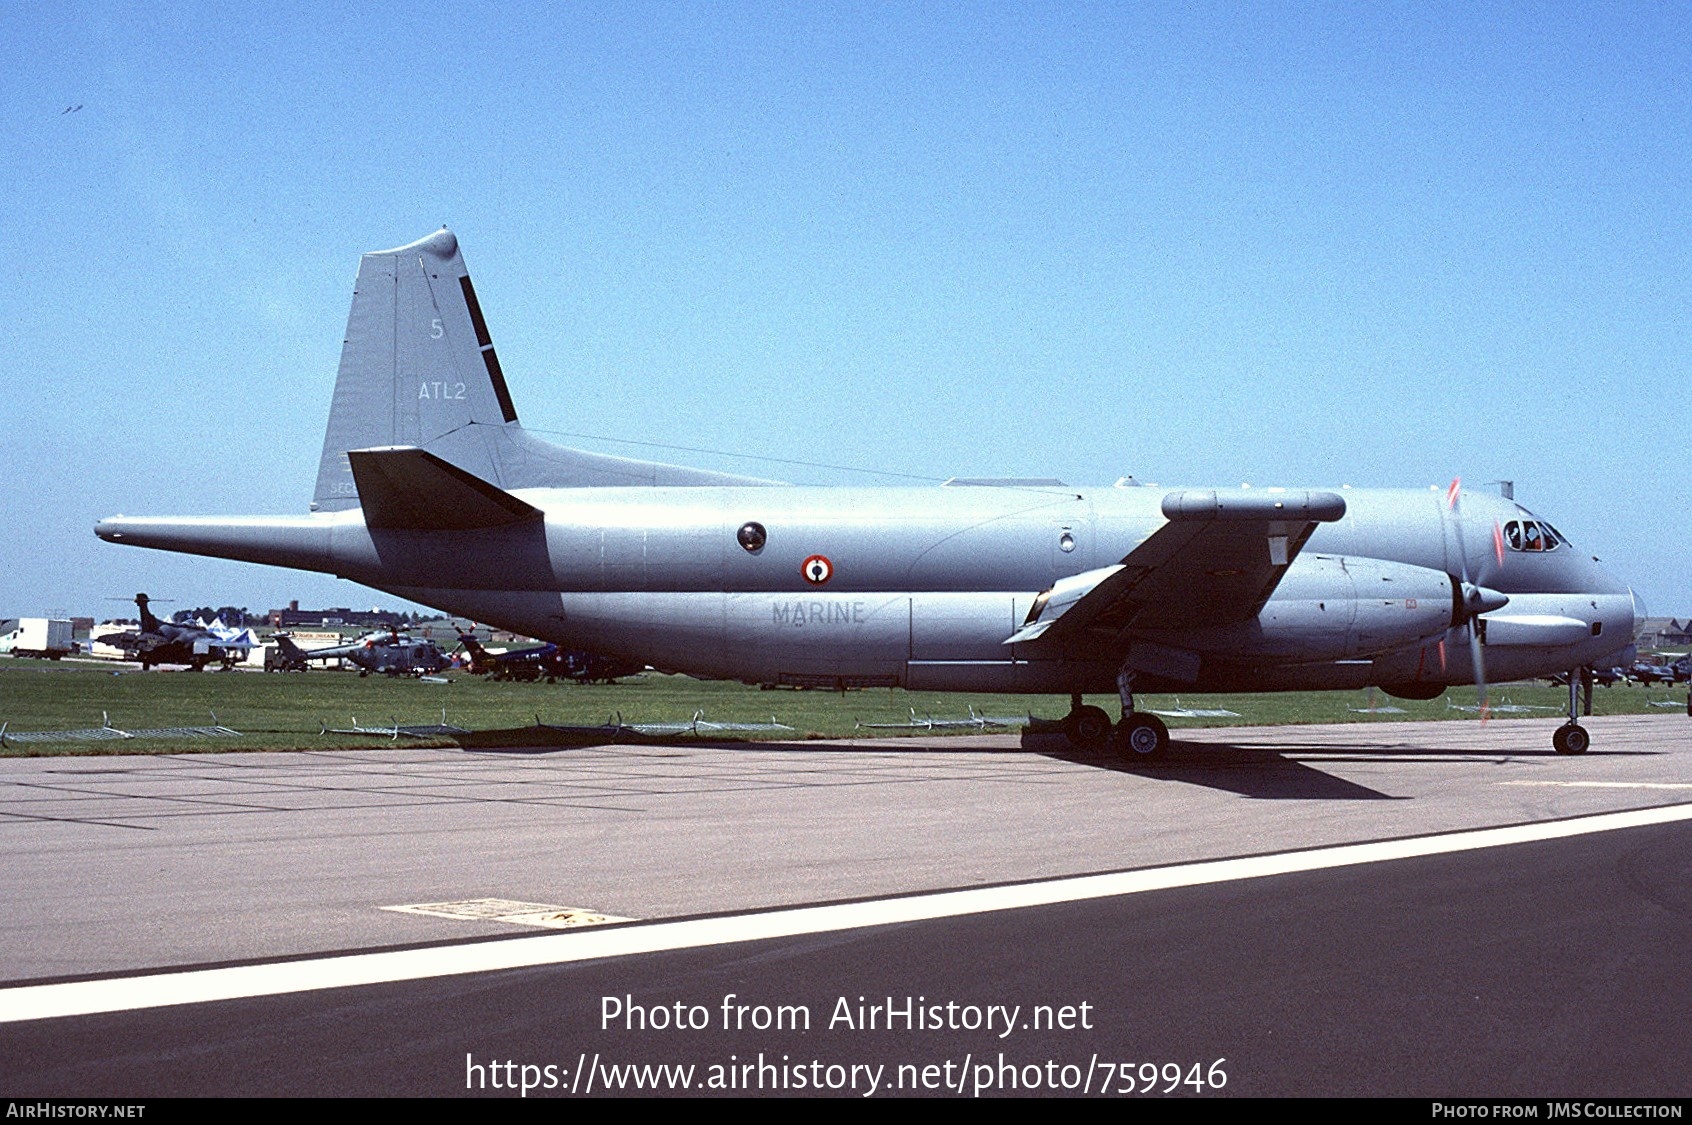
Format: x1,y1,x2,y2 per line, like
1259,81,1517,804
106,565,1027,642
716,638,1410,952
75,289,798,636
1115,712,1170,759
1059,671,1172,761
1553,666,1594,755
1061,697,1112,748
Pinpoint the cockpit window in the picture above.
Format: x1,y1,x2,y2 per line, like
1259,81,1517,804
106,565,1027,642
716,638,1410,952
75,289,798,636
1503,519,1565,552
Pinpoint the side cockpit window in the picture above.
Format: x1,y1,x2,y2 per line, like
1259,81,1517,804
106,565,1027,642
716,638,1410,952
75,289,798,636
1503,519,1566,552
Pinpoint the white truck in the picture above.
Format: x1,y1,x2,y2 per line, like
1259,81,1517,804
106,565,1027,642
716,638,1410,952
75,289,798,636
0,618,74,660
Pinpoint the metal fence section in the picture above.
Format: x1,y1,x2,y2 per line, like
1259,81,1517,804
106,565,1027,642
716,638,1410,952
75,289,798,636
0,712,241,746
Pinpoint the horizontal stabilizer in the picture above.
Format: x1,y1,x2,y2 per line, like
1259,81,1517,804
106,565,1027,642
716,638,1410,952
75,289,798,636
349,447,542,531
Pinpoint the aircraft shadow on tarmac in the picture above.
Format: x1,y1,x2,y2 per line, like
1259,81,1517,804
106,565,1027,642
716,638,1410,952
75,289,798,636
451,719,1661,800
1015,732,1402,800
1019,729,1665,799
455,724,1401,801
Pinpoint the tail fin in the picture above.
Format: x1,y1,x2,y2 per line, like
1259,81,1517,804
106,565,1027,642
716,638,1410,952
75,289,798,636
135,594,161,634
456,630,491,674
312,228,774,512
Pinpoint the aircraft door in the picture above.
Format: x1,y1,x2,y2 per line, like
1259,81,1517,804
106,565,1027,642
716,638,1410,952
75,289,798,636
907,593,1028,692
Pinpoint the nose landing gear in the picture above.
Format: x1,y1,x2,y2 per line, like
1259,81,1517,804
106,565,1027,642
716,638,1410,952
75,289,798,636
1553,666,1594,755
1552,722,1590,755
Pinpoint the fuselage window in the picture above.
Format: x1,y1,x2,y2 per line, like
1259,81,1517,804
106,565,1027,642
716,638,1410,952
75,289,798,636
737,522,767,552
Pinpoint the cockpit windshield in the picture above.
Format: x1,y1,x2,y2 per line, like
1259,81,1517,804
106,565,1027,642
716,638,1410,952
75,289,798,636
1503,517,1570,553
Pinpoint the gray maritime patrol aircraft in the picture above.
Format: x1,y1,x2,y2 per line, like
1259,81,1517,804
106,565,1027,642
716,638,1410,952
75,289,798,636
97,229,1642,756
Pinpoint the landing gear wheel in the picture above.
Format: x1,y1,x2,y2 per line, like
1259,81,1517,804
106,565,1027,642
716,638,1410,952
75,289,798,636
1112,713,1169,760
1063,705,1113,749
1553,722,1590,756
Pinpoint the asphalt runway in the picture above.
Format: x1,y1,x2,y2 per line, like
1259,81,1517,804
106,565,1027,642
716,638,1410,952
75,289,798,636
2,713,1689,1097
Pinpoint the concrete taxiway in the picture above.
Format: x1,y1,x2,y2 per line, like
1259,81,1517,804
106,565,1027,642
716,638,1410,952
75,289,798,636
1,713,1686,982
4,713,1691,1097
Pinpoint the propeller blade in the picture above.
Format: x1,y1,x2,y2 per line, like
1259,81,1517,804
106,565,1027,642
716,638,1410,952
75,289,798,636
1447,478,1473,588
1447,478,1489,718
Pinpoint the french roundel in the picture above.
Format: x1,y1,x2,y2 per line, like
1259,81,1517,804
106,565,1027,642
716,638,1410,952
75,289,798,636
801,554,833,585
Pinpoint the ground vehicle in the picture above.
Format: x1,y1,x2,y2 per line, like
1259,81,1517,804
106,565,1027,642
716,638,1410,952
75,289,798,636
0,618,73,660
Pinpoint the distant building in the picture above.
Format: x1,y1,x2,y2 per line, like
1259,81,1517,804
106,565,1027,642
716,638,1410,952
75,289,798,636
1636,617,1692,650
267,600,405,629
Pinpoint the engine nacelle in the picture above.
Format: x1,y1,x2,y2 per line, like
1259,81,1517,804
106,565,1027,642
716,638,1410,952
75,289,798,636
1142,554,1457,663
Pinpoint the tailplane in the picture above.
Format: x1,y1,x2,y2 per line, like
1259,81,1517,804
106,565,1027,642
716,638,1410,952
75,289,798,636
312,228,772,512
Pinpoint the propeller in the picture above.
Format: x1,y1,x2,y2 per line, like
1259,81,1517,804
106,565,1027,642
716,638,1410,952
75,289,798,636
1446,479,1509,719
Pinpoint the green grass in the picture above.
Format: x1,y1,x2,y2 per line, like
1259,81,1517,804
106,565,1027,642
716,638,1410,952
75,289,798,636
1,658,1682,756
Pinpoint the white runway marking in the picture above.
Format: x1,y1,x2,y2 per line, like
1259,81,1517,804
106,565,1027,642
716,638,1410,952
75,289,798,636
5,801,1691,1024
1503,781,1692,791
381,898,635,928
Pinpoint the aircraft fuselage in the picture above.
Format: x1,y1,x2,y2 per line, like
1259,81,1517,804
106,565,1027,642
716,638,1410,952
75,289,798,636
97,482,1635,695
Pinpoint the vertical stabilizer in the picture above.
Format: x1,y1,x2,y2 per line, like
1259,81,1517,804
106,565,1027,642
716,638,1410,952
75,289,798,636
313,229,517,510
135,594,161,634
312,229,776,511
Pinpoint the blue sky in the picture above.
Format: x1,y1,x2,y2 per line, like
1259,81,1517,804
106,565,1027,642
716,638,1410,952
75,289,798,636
3,2,1687,619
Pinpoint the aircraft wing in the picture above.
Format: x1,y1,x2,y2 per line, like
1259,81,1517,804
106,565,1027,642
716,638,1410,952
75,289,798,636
1007,490,1345,649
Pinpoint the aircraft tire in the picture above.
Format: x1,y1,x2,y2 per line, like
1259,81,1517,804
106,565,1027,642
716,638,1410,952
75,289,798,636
1113,714,1169,760
1552,722,1590,756
1062,705,1112,749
